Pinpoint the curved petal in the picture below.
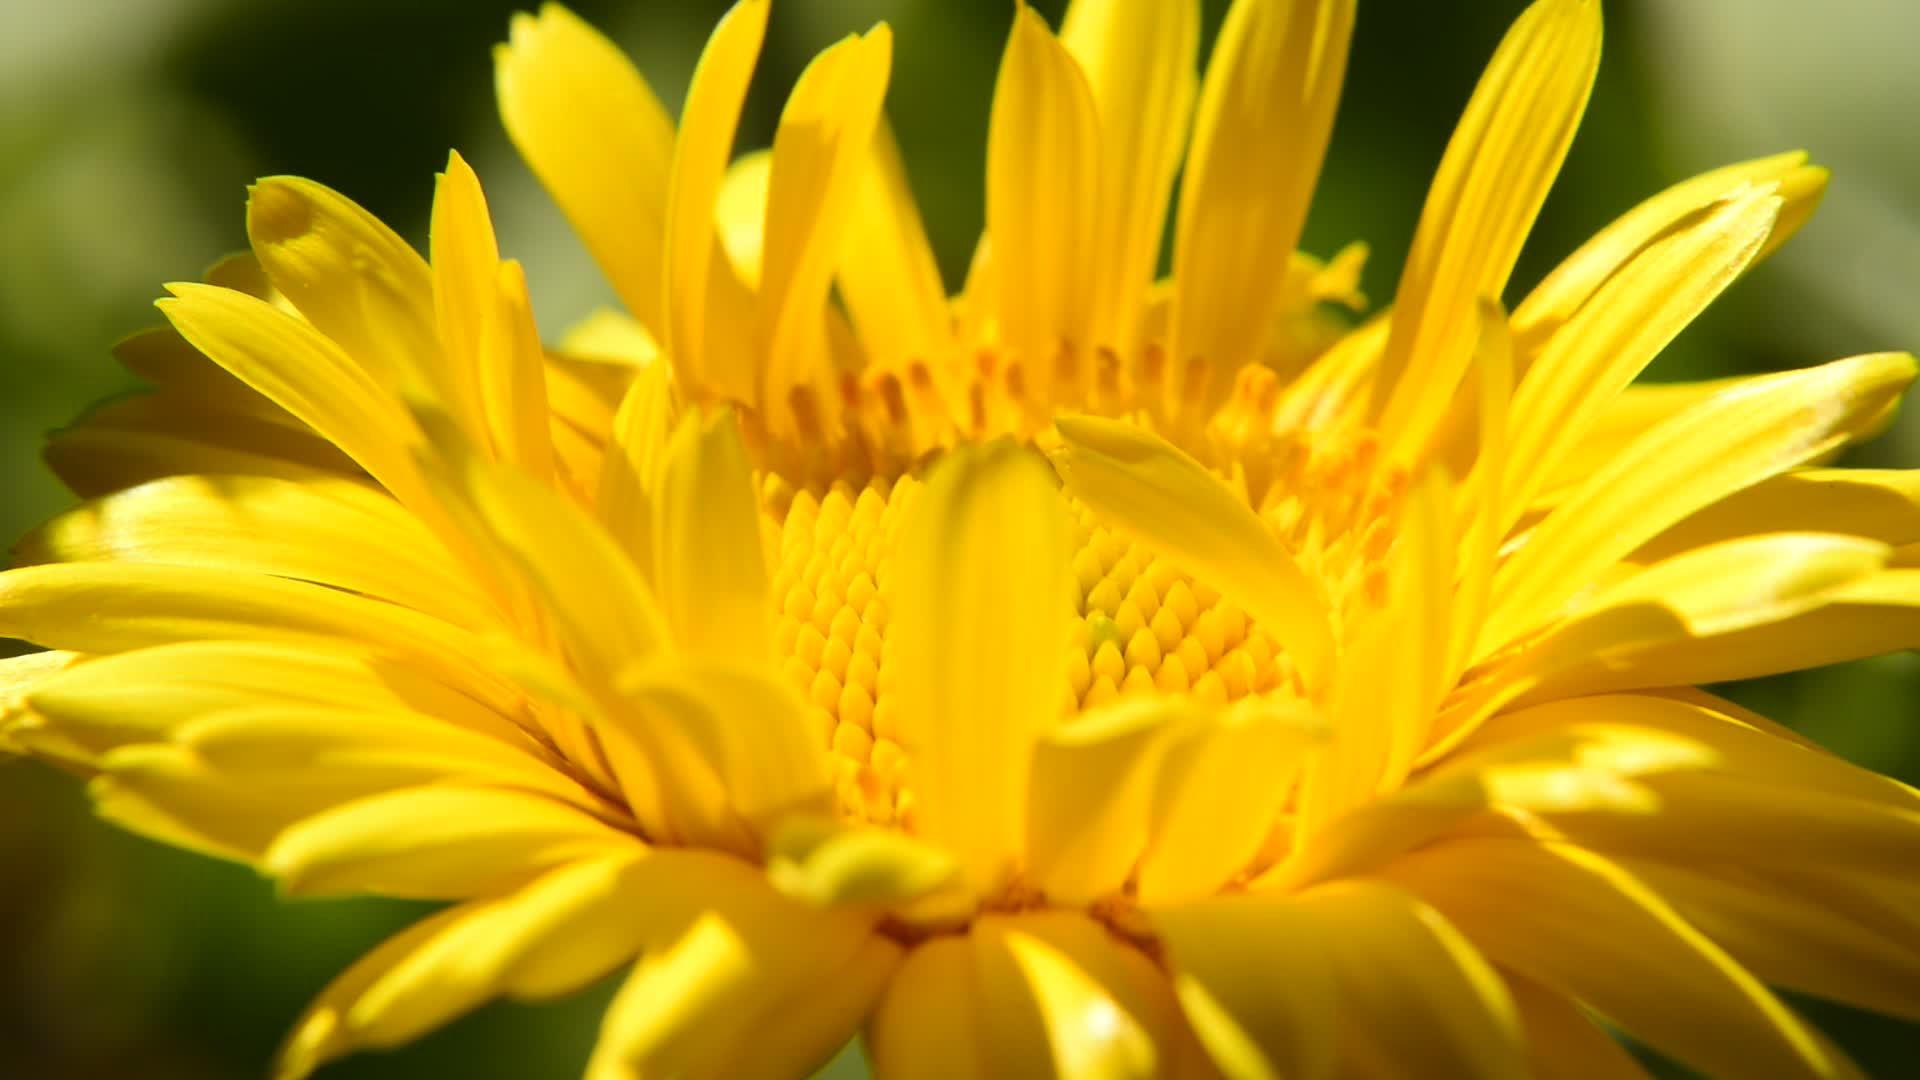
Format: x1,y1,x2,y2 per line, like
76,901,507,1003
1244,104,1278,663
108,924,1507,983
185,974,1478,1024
1053,415,1331,693
1384,838,1854,1080
868,911,1203,1080
1153,881,1525,1080
264,784,637,899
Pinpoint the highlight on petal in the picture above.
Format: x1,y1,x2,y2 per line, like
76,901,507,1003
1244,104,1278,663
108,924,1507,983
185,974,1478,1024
1154,881,1526,1080
1385,839,1853,1079
868,911,1203,1080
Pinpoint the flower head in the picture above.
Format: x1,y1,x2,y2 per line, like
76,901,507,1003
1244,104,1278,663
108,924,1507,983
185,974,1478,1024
6,0,1920,1077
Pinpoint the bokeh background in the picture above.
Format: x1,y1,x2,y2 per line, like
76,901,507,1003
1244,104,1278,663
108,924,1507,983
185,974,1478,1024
2,0,1916,1075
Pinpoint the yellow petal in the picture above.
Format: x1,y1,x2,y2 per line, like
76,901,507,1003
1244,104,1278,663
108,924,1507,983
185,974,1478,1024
714,149,771,288
836,123,952,372
16,473,496,630
1621,857,1920,1021
1374,0,1602,462
20,640,523,760
1449,301,1513,679
1475,533,1893,720
1511,151,1827,357
1504,974,1653,1080
156,283,438,522
1277,722,1713,890
757,26,893,430
650,407,770,659
475,260,557,480
180,705,596,812
987,6,1102,385
428,150,500,439
244,178,459,418
1061,0,1199,354
0,563,527,719
595,358,680,578
869,911,1200,1080
1499,185,1781,533
495,2,676,336
663,0,770,403
1134,700,1320,905
1154,881,1525,1080
1385,839,1852,1080
1053,415,1332,693
265,784,636,899
890,439,1071,894
277,851,650,1080
1481,351,1918,653
586,870,878,1080
111,324,298,428
1634,467,1920,565
1025,698,1190,906
617,658,830,842
1168,0,1353,392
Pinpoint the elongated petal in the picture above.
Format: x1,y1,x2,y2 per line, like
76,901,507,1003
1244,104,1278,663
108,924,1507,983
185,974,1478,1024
1500,186,1780,532
245,178,460,422
663,0,769,402
496,2,677,335
157,283,431,513
0,563,525,718
475,260,557,480
651,408,770,660
265,784,636,898
429,151,499,421
1061,0,1198,353
1053,415,1331,692
278,851,651,1080
1386,839,1853,1079
595,358,679,579
987,7,1103,382
1375,0,1602,462
1154,881,1525,1080
869,911,1202,1080
1482,351,1917,653
1511,151,1826,356
586,868,879,1080
45,396,354,499
1620,858,1920,1020
1634,468,1920,565
758,26,893,429
890,440,1071,894
16,474,496,630
1169,0,1353,391
19,640,523,759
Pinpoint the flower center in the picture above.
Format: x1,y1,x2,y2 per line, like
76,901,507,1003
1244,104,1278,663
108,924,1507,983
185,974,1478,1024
761,394,1407,830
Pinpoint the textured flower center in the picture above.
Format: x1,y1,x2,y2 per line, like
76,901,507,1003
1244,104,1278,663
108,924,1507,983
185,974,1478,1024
762,394,1406,830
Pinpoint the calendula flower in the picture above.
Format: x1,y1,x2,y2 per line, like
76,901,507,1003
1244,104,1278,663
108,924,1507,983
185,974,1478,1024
5,0,1920,1075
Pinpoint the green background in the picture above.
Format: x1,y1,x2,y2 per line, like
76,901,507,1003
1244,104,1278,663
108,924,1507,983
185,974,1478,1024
1,0,1915,1075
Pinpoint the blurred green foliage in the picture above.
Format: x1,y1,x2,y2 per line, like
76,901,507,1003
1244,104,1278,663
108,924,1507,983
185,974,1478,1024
0,0,1914,1076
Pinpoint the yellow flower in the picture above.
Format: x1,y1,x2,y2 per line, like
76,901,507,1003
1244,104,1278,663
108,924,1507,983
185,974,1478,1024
5,0,1920,1076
